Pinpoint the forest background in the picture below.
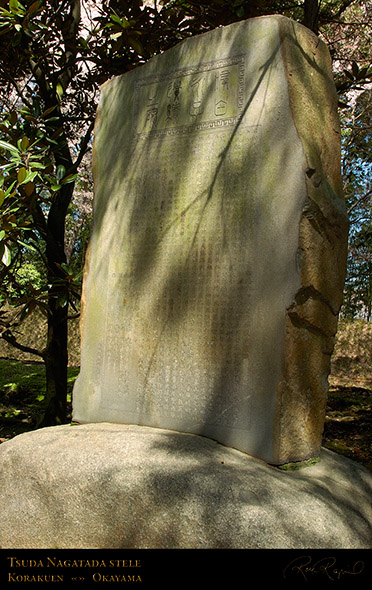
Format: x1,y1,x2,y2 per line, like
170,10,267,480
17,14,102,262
0,0,371,469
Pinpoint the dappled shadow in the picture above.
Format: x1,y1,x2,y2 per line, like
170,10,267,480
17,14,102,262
74,16,346,465
69,427,372,549
132,434,371,548
323,385,372,472
2,423,371,549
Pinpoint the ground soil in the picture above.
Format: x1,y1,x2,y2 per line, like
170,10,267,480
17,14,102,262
323,381,372,473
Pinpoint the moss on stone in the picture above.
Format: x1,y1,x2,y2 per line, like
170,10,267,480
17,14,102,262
276,456,320,471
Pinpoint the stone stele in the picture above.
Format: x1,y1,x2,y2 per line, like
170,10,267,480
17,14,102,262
72,15,348,466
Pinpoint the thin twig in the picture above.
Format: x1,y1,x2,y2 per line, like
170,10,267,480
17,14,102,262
348,189,372,214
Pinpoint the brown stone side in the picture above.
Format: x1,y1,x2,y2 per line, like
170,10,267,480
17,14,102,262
272,18,349,465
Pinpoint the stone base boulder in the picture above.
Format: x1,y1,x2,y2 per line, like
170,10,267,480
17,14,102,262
0,423,371,549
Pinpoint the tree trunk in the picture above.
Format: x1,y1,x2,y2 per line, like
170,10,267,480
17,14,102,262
303,0,320,34
41,303,69,426
37,183,74,427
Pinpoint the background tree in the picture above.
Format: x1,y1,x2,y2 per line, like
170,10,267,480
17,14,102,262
0,0,371,427
341,89,372,319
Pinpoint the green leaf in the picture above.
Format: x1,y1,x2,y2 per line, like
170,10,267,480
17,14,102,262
2,244,11,267
110,13,122,24
32,101,41,118
24,182,35,197
78,36,89,49
127,34,143,55
17,239,37,252
120,19,131,29
41,105,57,118
0,8,13,19
28,1,40,15
0,189,5,207
0,140,19,157
10,0,26,15
61,173,78,185
20,136,29,151
45,137,60,146
17,167,27,184
110,13,130,28
20,105,31,116
55,292,68,308
351,61,359,77
9,0,19,13
29,162,46,170
5,181,17,196
56,164,66,181
56,82,64,99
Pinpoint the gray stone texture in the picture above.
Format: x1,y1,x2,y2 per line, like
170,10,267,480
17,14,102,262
72,15,348,465
0,423,371,549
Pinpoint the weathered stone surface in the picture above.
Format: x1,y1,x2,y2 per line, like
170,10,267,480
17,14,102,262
72,15,348,465
0,424,371,549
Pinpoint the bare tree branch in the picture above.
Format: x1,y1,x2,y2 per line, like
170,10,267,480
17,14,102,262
348,188,372,214
0,67,33,110
70,119,95,174
0,330,44,359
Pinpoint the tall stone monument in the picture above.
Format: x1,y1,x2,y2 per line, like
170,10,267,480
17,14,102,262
72,15,348,466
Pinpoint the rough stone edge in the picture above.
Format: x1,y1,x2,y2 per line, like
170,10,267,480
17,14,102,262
272,18,349,465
